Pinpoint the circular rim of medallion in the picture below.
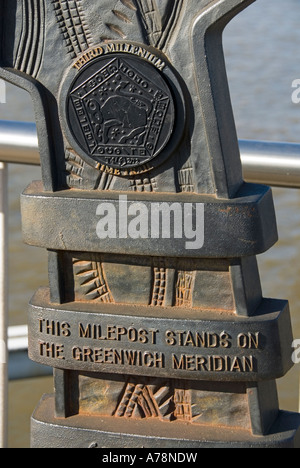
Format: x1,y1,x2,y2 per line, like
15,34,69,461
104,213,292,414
59,42,186,176
66,52,175,172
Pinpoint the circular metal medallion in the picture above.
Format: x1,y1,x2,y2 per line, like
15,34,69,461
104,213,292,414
66,53,175,171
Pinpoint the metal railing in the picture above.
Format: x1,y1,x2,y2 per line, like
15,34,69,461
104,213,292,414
0,120,39,166
1,119,300,447
240,140,300,188
1,120,300,187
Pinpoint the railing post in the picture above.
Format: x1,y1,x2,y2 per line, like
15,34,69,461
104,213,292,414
0,162,8,448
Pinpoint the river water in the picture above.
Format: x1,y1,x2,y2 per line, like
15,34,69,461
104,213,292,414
1,0,300,448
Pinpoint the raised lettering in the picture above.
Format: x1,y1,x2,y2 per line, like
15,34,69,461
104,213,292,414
172,353,255,373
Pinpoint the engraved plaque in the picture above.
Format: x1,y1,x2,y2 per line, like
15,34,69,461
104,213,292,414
28,289,292,381
66,53,175,170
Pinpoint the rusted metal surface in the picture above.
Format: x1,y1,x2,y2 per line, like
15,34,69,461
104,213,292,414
31,394,300,448
1,0,300,448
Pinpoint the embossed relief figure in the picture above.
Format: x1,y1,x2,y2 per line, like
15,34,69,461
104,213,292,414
78,374,250,429
66,52,175,175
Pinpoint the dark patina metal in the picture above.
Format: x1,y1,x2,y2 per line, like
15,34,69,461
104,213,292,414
66,53,175,170
1,0,300,448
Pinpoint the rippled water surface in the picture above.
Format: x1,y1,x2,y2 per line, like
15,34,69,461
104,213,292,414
1,0,300,448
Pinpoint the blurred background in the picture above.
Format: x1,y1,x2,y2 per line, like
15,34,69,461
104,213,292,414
0,0,300,448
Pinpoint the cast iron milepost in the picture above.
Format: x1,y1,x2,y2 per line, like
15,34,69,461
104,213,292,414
1,0,300,448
